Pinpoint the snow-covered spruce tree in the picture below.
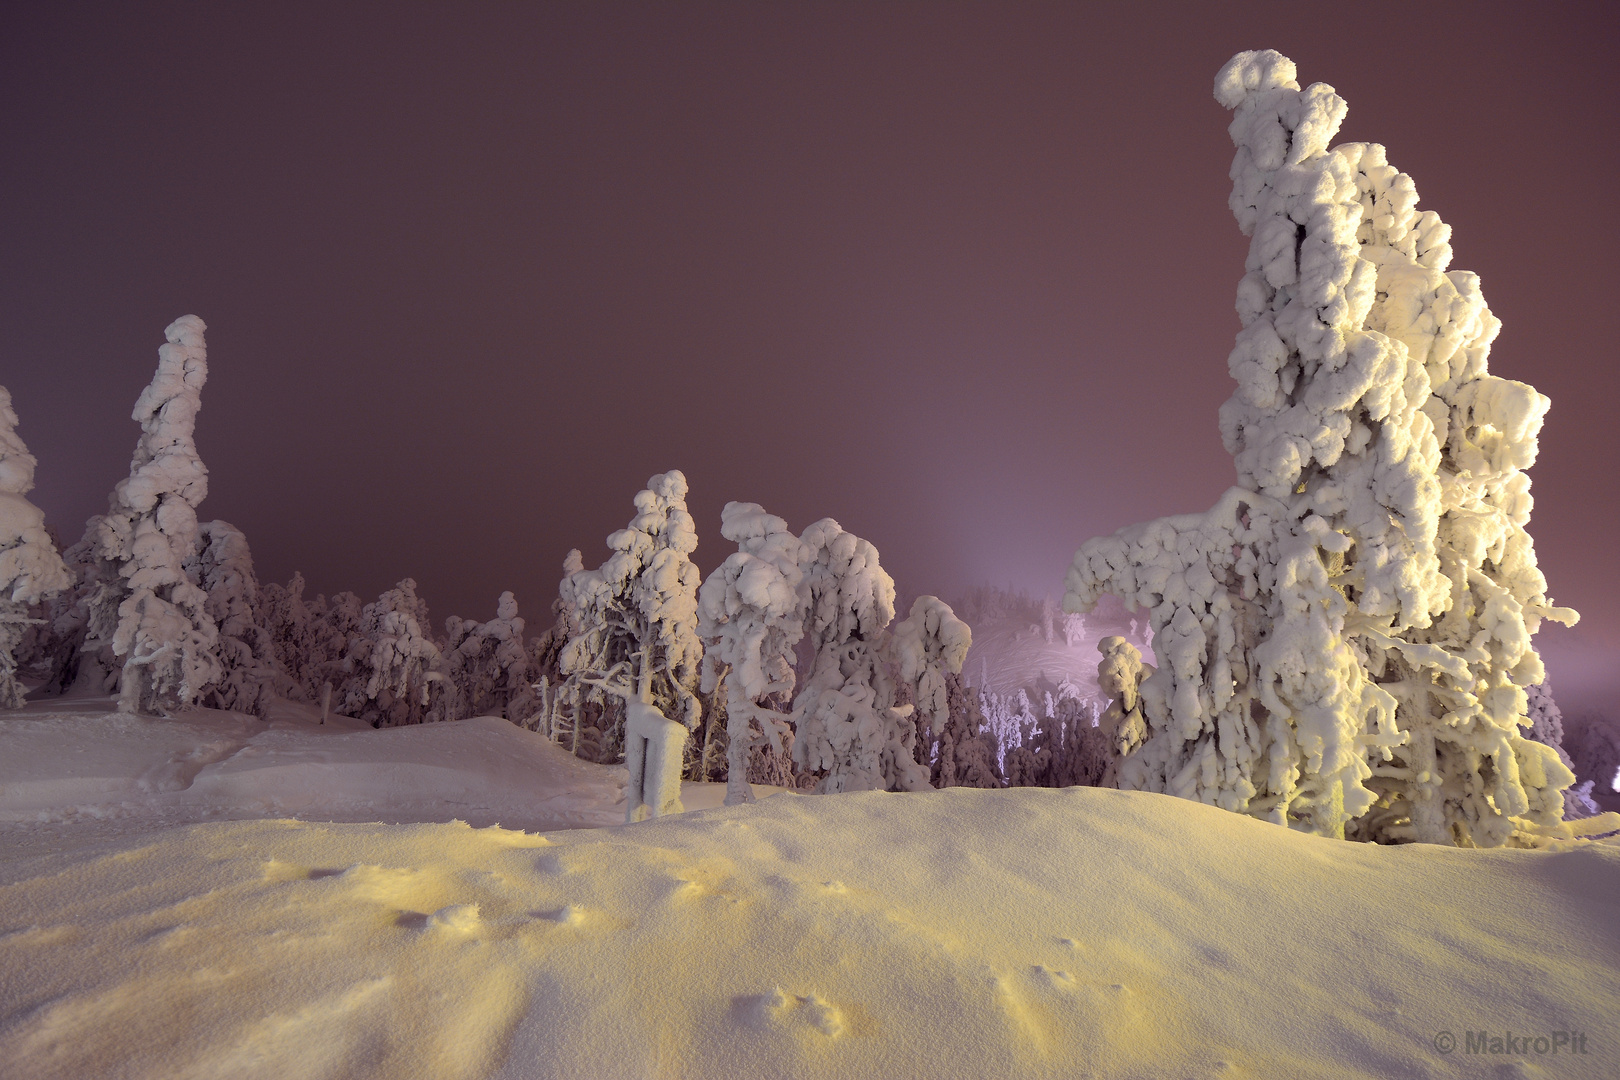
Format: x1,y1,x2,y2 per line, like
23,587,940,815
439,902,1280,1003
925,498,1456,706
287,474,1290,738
892,595,972,776
0,386,75,708
931,673,1003,789
697,502,813,805
76,316,223,714
189,520,290,718
791,519,930,794
556,471,702,763
444,591,533,722
336,578,444,726
260,572,316,694
1065,51,1578,846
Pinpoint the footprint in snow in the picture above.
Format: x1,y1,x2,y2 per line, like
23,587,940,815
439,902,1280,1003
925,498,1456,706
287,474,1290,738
732,987,845,1037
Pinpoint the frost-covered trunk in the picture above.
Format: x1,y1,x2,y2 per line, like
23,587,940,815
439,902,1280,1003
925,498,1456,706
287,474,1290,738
1065,52,1579,846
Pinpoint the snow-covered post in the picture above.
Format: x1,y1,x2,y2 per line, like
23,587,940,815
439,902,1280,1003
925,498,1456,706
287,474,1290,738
0,386,75,708
697,502,812,805
791,519,929,793
558,472,703,762
623,699,688,821
1065,51,1579,845
75,317,221,714
892,595,972,779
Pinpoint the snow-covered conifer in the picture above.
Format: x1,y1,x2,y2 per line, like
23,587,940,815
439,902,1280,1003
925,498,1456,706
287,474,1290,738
1065,52,1578,845
0,386,75,708
446,591,534,722
697,502,812,804
75,317,221,714
892,595,972,772
190,520,288,717
791,519,929,793
260,572,315,694
337,579,444,726
557,472,702,762
932,674,1002,789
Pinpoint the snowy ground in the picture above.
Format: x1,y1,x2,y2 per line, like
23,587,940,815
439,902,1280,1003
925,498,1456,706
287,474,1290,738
3,699,1618,1079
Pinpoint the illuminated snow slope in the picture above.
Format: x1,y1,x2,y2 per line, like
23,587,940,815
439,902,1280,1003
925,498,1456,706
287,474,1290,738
2,702,1618,1080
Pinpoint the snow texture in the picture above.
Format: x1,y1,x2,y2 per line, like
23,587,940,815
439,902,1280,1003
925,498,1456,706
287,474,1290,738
3,698,1617,1080
0,386,74,708
1066,52,1580,846
76,317,222,715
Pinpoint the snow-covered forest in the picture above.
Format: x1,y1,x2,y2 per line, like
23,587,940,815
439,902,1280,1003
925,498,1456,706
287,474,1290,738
4,35,1619,1080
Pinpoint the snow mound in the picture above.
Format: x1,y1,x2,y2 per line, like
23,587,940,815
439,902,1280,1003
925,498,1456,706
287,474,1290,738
2,787,1616,1079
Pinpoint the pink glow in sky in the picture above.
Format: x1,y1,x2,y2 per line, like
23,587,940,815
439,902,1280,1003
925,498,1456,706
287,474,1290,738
3,3,1615,711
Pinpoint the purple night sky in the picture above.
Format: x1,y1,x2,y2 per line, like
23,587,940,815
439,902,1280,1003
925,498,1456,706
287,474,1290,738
3,3,1616,711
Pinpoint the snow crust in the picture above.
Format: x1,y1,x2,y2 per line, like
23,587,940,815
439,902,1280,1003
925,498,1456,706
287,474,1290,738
2,701,1616,1080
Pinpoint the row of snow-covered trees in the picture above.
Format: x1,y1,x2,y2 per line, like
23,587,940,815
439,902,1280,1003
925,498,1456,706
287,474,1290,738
0,318,540,731
0,330,1020,804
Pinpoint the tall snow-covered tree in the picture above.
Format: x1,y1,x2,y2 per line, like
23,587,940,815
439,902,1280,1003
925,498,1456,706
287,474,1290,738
75,316,222,714
697,502,812,805
557,471,703,761
190,520,288,718
0,386,74,708
791,519,929,794
1065,51,1578,846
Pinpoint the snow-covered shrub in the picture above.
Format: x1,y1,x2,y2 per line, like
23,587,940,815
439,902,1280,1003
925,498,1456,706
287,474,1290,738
73,317,222,714
1065,52,1579,846
0,386,74,708
190,520,289,718
697,502,812,804
336,578,445,726
557,472,702,763
790,518,929,794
